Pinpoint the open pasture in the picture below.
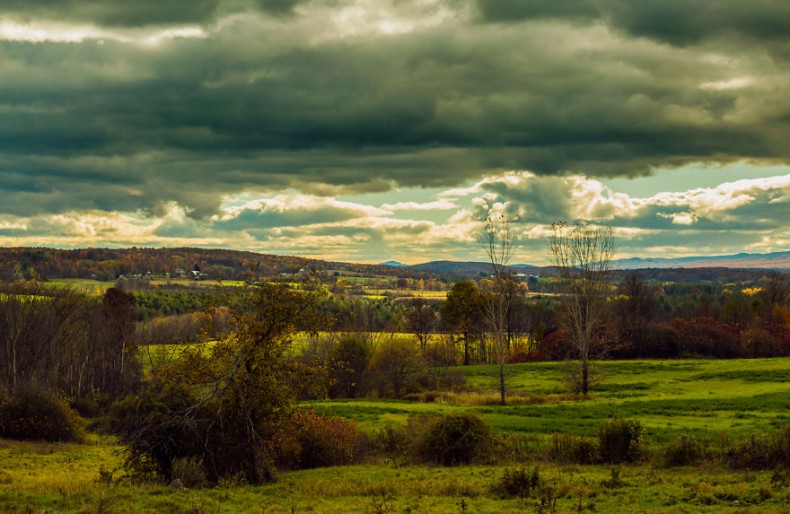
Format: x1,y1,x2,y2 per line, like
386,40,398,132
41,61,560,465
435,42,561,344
309,358,790,444
3,357,790,512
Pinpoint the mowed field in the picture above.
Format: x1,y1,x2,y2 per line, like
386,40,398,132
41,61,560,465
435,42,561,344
2,358,790,513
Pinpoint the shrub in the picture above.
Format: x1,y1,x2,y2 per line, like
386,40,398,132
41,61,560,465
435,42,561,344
171,457,208,489
70,397,100,419
363,338,428,398
598,417,642,464
664,434,702,467
368,415,434,459
562,360,603,396
496,466,541,499
0,389,83,442
417,413,493,466
110,380,202,482
549,433,598,464
728,426,790,470
280,410,364,469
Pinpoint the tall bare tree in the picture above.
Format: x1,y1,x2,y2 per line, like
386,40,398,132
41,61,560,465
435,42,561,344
549,222,615,397
479,215,515,405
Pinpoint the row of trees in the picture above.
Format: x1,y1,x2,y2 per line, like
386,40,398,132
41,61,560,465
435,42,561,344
0,284,139,399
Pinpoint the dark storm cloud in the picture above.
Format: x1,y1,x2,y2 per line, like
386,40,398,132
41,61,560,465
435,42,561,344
253,0,308,16
475,0,790,45
2,1,790,219
0,0,317,26
0,0,221,26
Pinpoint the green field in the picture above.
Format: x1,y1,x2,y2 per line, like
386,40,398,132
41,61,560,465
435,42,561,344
44,278,117,294
310,358,790,443
2,358,790,512
1,442,787,513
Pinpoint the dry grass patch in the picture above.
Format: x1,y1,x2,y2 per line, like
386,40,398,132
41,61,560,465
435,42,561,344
405,390,576,406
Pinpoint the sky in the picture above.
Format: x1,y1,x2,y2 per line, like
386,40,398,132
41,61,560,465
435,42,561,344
1,0,790,265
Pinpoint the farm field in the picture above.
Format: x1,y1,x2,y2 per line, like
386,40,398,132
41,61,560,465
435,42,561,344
2,358,790,512
311,358,790,444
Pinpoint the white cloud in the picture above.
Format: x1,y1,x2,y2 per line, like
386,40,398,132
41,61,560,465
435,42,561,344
0,20,207,44
657,211,698,225
0,170,787,264
379,199,456,211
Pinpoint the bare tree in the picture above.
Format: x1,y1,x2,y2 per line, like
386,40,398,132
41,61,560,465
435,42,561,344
479,215,515,406
549,222,615,398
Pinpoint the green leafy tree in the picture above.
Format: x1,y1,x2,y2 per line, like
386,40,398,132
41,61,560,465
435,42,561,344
441,281,484,365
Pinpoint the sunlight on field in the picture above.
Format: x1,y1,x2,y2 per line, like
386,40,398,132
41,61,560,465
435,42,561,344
0,436,122,494
311,358,790,442
2,358,790,512
45,278,115,295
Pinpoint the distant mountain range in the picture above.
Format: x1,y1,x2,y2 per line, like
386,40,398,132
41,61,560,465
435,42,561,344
383,251,790,274
612,251,790,270
0,247,787,284
379,260,408,267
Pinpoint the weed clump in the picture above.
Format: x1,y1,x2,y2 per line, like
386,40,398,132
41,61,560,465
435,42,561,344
598,417,642,464
495,466,541,499
728,426,790,470
664,434,702,467
417,413,493,466
171,457,209,489
549,433,598,464
0,388,83,442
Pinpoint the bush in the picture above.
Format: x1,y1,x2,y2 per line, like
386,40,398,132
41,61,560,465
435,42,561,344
562,360,603,396
110,380,202,482
728,426,790,470
496,466,541,499
417,413,493,466
598,417,642,464
549,433,598,464
282,410,364,469
664,434,702,467
171,457,208,488
0,389,83,442
368,415,433,458
70,397,100,419
363,338,428,398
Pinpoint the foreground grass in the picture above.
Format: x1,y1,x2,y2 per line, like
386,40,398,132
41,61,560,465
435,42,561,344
4,358,790,512
1,439,789,513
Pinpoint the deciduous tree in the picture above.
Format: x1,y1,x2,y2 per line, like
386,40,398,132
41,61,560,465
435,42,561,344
550,222,614,397
479,215,515,405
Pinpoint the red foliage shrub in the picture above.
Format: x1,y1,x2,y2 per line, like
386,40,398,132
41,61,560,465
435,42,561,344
276,410,364,470
537,328,572,360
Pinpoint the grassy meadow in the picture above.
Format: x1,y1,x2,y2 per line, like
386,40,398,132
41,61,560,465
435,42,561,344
3,358,790,512
309,358,790,444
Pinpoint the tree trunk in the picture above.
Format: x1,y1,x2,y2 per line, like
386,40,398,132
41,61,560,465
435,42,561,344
499,351,506,405
581,357,589,398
